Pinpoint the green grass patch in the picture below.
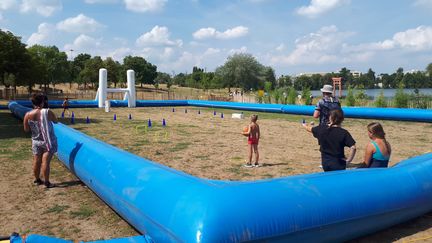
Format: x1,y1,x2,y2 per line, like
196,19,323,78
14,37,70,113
44,204,70,214
231,156,243,161
169,142,191,152
70,205,96,219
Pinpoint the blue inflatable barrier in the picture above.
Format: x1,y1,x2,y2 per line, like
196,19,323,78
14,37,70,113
8,100,432,242
9,234,152,243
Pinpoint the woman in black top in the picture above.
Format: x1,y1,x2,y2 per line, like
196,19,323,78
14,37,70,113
303,109,357,172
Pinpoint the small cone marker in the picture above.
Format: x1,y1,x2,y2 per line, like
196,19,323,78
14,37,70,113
213,111,216,116
185,109,188,113
71,112,75,118
61,112,64,118
172,108,175,112
198,110,201,114
148,118,152,127
113,114,117,121
221,113,224,118
162,118,166,127
129,114,132,120
86,116,90,124
71,116,75,124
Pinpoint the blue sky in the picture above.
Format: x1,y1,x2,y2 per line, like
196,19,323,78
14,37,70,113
1,0,432,76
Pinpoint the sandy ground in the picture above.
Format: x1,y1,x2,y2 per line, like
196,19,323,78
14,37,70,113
1,106,432,242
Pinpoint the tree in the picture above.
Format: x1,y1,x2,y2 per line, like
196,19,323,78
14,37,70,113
393,83,409,108
277,75,292,88
345,86,355,106
215,53,265,92
80,56,103,89
27,45,69,90
72,53,91,88
123,56,157,87
0,30,32,90
263,66,276,90
293,75,311,90
103,57,121,87
374,90,387,107
154,72,172,89
338,67,353,87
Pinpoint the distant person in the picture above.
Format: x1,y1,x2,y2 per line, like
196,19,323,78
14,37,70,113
243,114,260,167
362,122,391,168
314,84,341,126
62,97,71,117
303,109,356,172
23,93,58,188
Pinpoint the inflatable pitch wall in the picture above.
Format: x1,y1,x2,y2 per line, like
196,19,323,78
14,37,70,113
8,101,432,242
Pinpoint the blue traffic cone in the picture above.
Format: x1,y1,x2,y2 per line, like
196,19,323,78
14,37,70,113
213,111,216,116
198,110,201,114
185,109,188,113
71,116,75,124
162,118,166,127
71,112,75,118
221,113,224,118
172,108,175,112
61,112,64,118
148,119,152,127
86,116,90,124
113,114,116,121
129,114,132,120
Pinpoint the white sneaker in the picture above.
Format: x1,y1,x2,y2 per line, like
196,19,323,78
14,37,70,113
244,164,253,168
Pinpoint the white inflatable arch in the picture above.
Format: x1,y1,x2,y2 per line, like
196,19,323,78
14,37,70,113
95,68,136,108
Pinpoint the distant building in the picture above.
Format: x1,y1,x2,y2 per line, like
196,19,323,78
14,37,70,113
351,71,362,78
296,72,328,77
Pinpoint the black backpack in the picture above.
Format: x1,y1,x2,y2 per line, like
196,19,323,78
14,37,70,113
320,97,341,125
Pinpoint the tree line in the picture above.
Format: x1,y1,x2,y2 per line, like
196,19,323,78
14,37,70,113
2,29,432,94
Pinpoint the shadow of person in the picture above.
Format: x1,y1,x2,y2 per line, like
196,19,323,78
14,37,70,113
54,180,85,188
69,142,83,176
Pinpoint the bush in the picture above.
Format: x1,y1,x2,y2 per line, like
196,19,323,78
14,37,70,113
272,89,283,104
345,86,355,106
287,87,297,104
355,89,368,106
301,87,312,105
394,84,409,108
374,90,387,107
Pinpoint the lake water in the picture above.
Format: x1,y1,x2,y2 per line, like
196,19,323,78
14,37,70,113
310,88,432,98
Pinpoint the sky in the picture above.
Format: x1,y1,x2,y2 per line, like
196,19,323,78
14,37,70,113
1,0,432,77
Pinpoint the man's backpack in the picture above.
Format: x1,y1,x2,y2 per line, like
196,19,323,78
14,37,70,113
320,97,341,125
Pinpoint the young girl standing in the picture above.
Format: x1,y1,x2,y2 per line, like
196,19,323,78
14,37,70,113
243,114,260,167
363,122,391,168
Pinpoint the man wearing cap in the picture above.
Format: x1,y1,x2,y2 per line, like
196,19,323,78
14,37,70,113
313,84,341,126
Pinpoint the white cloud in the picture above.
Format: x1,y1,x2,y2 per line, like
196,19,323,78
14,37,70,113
392,26,432,51
0,0,17,10
20,0,62,17
27,22,56,46
0,13,3,22
136,25,182,47
276,43,285,51
193,26,249,40
109,47,133,61
57,14,104,33
204,48,220,56
124,0,167,13
271,25,354,65
85,0,119,3
413,0,432,8
64,34,102,54
228,46,248,55
297,0,349,18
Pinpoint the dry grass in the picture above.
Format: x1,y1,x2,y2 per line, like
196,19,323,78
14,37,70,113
1,106,432,242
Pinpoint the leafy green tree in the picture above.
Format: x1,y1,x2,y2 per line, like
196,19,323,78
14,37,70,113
103,57,121,87
27,45,69,90
215,53,265,92
123,56,157,87
277,75,292,88
72,53,91,88
338,67,353,87
374,90,387,107
80,56,103,89
0,30,32,90
264,66,276,89
294,75,312,90
173,73,187,87
154,72,172,88
354,85,368,106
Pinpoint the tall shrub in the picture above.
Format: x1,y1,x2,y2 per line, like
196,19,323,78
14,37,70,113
374,90,387,107
345,86,355,106
287,87,297,104
301,87,312,105
394,83,409,108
